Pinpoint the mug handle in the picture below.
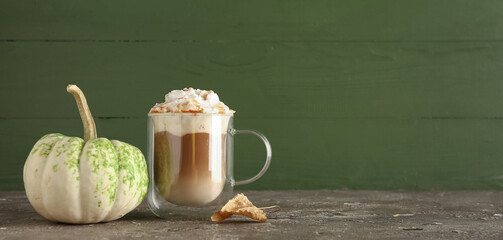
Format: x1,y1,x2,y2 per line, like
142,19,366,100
231,129,272,186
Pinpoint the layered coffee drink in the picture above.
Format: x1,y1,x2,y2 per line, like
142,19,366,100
149,88,234,206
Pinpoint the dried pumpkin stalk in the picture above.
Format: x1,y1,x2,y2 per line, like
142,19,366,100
211,193,279,223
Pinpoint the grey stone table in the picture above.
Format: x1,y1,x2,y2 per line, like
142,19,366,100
1,190,503,240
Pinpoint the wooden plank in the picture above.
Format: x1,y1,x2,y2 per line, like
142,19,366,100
3,0,503,191
1,41,503,119
1,0,503,41
3,117,503,190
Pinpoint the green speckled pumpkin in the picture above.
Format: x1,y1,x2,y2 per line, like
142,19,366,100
23,85,148,224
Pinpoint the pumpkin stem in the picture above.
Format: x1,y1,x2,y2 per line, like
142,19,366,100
67,84,97,141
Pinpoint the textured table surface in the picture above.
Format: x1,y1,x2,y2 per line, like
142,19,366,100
1,190,503,240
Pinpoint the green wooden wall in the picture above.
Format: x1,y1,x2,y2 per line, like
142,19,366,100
2,1,503,190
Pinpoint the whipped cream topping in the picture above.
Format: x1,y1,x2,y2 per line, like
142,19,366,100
149,88,234,114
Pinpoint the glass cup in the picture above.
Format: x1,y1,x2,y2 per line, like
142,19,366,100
147,112,271,218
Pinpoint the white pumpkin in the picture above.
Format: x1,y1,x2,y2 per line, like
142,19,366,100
23,85,148,224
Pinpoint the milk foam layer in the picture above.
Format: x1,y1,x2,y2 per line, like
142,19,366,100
150,88,234,114
150,114,231,136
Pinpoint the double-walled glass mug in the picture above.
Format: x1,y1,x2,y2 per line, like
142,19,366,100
147,113,271,218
